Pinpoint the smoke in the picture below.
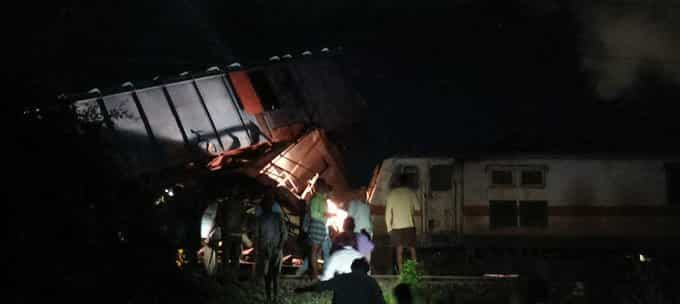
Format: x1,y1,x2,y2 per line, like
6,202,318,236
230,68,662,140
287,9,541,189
579,2,680,100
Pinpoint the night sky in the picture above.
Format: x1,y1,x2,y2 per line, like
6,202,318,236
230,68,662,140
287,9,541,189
14,0,680,184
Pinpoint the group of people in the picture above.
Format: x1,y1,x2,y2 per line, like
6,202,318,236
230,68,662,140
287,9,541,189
254,175,420,304
297,180,375,280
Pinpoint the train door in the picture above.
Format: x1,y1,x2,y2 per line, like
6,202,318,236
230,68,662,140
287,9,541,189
425,159,456,235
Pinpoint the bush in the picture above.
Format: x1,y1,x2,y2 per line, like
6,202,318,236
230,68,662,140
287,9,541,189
399,259,423,287
382,259,424,304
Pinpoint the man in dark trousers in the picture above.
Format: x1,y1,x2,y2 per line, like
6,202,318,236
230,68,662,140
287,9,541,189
294,258,385,304
256,190,288,304
385,174,419,273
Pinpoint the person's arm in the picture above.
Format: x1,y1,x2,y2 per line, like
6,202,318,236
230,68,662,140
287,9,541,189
255,221,261,254
279,216,288,249
411,191,420,222
364,235,375,252
363,203,373,236
385,196,393,232
302,211,310,233
241,233,253,248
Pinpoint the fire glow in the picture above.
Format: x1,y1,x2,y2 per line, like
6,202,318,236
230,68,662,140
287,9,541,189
326,199,347,232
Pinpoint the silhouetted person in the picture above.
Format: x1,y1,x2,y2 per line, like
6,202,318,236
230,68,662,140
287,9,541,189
385,174,420,272
393,283,413,304
295,258,385,304
256,190,287,304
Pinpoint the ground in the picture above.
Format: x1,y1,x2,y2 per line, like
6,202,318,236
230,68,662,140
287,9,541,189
204,275,518,304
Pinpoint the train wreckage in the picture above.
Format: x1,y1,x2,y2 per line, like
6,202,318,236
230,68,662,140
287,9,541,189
66,50,362,274
65,50,680,279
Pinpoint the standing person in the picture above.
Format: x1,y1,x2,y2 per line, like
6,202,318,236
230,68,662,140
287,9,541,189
295,210,312,277
308,180,332,278
223,186,248,280
256,190,287,304
296,211,333,277
385,174,419,273
256,192,282,216
295,258,385,304
347,190,373,238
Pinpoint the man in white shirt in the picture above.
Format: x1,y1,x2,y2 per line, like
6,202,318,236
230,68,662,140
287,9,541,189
320,233,363,281
347,193,373,238
385,174,420,273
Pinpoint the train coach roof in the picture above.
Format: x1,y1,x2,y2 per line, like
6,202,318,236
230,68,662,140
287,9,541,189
60,47,344,102
386,153,680,162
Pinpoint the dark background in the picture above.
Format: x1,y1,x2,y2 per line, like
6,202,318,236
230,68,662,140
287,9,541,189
12,0,680,185
7,1,680,302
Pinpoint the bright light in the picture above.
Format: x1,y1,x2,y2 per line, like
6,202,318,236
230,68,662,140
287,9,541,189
639,254,647,262
218,241,223,247
326,199,347,232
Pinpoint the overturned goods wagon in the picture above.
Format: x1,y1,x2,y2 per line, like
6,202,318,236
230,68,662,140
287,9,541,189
66,51,364,177
64,53,364,275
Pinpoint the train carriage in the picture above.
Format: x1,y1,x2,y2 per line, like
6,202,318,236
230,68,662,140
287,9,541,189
367,155,680,248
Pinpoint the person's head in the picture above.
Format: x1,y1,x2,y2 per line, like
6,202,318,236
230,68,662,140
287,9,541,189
393,283,413,304
350,258,370,274
343,217,356,233
333,231,356,249
315,179,332,196
230,184,241,198
261,188,275,214
398,174,411,188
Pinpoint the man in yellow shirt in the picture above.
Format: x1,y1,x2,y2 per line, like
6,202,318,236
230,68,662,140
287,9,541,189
385,174,419,272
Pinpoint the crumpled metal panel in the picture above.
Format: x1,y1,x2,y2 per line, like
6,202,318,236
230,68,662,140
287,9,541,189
72,73,265,175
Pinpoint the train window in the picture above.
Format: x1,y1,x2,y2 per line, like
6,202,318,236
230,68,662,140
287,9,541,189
430,165,453,191
390,165,420,190
491,170,514,187
521,170,545,188
489,200,517,229
667,164,680,205
247,70,280,111
519,201,548,228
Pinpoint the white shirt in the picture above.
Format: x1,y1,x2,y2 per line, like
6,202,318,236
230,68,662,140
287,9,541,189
385,187,419,232
348,200,373,237
320,246,363,281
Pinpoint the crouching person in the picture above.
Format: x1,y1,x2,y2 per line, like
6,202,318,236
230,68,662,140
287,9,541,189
295,258,385,304
256,190,288,304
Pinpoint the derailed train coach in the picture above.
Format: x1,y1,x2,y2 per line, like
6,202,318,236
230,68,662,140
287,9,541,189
66,50,364,176
367,155,680,248
64,51,363,273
